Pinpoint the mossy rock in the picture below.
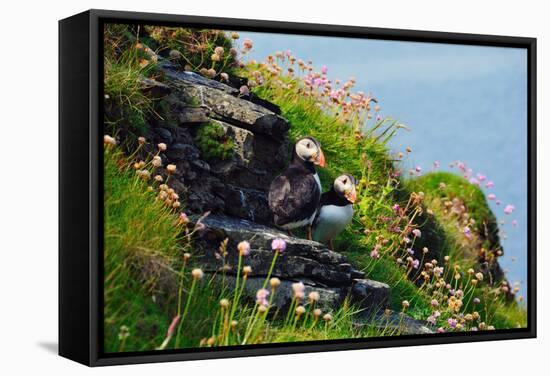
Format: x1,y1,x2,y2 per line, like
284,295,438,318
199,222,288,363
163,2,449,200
194,121,235,161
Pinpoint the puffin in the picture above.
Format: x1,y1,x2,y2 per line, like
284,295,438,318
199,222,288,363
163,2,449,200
268,136,326,239
312,173,357,250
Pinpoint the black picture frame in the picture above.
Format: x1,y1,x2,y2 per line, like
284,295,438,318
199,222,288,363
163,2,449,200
59,9,537,367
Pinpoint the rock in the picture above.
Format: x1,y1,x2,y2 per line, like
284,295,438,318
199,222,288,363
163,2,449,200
196,215,359,287
351,279,390,310
178,107,211,124
138,76,171,97
222,186,271,224
159,62,239,95
354,310,434,335
153,127,173,145
165,143,200,161
158,62,289,141
210,120,255,168
249,93,282,115
210,275,344,312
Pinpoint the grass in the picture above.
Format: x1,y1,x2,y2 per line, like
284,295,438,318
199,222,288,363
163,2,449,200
102,24,527,351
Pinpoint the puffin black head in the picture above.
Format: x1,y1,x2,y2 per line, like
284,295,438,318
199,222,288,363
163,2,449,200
333,173,357,203
293,136,326,167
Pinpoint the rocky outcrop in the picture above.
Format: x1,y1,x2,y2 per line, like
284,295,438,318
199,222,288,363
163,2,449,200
143,61,289,224
135,57,398,320
194,214,391,313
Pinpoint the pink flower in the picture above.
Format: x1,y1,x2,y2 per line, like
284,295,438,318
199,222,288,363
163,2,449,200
292,282,305,299
239,85,250,96
285,49,292,57
504,204,515,215
469,177,479,186
437,327,446,333
433,161,440,169
256,288,270,306
496,200,501,206
485,180,494,188
487,193,496,200
242,38,253,50
370,249,380,259
238,241,251,256
271,238,287,253
512,219,518,227
321,65,328,75
463,226,472,239
412,259,420,269
412,229,422,238
392,204,401,214
477,173,487,182
415,166,422,173
448,318,458,328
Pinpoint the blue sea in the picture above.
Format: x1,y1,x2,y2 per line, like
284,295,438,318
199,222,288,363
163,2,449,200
240,31,528,300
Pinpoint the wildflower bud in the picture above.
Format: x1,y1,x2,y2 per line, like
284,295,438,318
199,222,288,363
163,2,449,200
444,255,450,262
214,46,224,56
207,337,215,346
220,72,229,81
179,213,190,226
308,291,320,303
402,300,410,309
206,68,217,78
219,299,230,309
242,266,252,276
152,156,162,168
270,277,281,289
183,253,191,261
475,272,484,281
431,299,439,307
191,268,204,280
211,53,221,62
158,143,167,151
468,268,475,275
313,308,322,318
154,175,163,182
258,305,268,313
138,136,146,145
230,32,240,39
323,313,333,322
166,164,177,174
231,320,238,329
172,201,181,209
104,135,117,145
295,306,306,316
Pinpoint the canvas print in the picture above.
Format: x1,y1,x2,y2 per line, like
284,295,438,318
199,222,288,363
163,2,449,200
102,22,528,353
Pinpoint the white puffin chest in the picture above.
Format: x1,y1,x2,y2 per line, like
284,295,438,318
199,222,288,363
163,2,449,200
313,204,354,243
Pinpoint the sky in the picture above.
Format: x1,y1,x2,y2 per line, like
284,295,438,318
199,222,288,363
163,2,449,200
239,31,529,300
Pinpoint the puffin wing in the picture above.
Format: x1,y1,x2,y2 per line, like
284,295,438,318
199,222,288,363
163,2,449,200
269,173,320,226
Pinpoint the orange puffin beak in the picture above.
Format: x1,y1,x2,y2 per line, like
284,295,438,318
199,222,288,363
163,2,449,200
315,149,326,167
345,186,357,203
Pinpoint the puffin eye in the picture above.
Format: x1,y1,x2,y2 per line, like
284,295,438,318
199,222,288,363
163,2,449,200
343,178,348,185
306,142,311,148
